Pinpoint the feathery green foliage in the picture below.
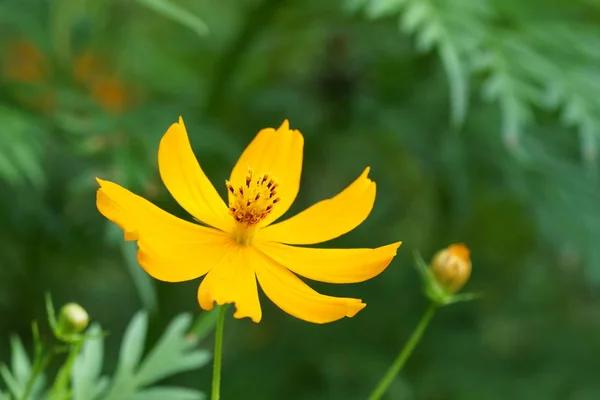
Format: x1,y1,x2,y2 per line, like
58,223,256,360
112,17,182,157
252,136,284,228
0,312,210,400
351,0,600,161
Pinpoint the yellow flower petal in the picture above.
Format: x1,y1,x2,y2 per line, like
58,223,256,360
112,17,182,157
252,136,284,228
229,120,303,226
158,117,232,232
255,241,402,284
250,248,366,324
197,245,262,322
96,178,231,282
258,167,376,245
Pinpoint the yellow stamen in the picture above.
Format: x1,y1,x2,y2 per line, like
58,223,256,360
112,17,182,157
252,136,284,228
226,167,280,245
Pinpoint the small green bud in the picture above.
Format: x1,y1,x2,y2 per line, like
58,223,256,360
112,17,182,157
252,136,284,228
57,303,89,335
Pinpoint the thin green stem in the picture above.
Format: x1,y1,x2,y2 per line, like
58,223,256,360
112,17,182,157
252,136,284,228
21,352,54,400
21,323,70,400
211,305,228,400
368,304,437,400
49,342,82,399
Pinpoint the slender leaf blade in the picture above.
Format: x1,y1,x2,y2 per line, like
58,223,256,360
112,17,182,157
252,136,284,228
72,324,107,400
135,0,208,36
117,311,148,376
128,387,205,400
10,336,31,386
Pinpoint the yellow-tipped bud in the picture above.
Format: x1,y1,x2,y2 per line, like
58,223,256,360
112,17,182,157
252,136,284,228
57,303,89,335
431,243,472,294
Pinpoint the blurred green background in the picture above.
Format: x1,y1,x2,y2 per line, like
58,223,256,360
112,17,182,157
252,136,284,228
2,0,600,399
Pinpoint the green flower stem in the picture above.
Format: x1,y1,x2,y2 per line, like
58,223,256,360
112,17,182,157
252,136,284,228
49,341,82,399
211,305,229,400
368,304,437,400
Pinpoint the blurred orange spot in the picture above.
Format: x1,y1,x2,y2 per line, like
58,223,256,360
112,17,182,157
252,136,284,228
73,51,105,84
90,75,128,114
73,50,131,114
2,40,47,83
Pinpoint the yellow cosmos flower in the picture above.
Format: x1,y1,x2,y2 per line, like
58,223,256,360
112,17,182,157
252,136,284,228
96,118,401,323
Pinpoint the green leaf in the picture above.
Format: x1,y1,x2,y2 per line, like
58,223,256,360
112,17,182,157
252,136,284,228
188,308,220,344
399,1,429,33
0,106,44,187
439,41,469,129
0,335,45,400
72,324,108,400
121,240,158,313
499,96,530,155
10,335,31,386
0,364,22,399
134,314,211,387
415,20,441,52
45,293,59,334
365,0,406,18
135,0,209,36
116,312,149,377
128,387,206,400
103,312,210,400
344,0,370,13
109,224,158,314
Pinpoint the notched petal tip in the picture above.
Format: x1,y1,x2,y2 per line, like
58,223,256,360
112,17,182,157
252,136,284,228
163,117,187,142
360,166,373,182
391,241,403,255
233,305,262,323
197,256,263,323
346,300,366,318
199,299,262,323
227,298,263,323
177,115,186,128
310,299,366,324
351,167,375,194
278,119,290,131
359,167,376,199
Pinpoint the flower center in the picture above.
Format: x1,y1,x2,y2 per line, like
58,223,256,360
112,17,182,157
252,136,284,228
226,168,280,245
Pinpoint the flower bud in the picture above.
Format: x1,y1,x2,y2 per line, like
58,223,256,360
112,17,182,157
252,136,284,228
57,303,89,335
431,243,472,294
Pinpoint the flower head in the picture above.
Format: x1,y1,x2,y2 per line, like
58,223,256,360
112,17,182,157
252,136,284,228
96,118,401,323
431,243,471,294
